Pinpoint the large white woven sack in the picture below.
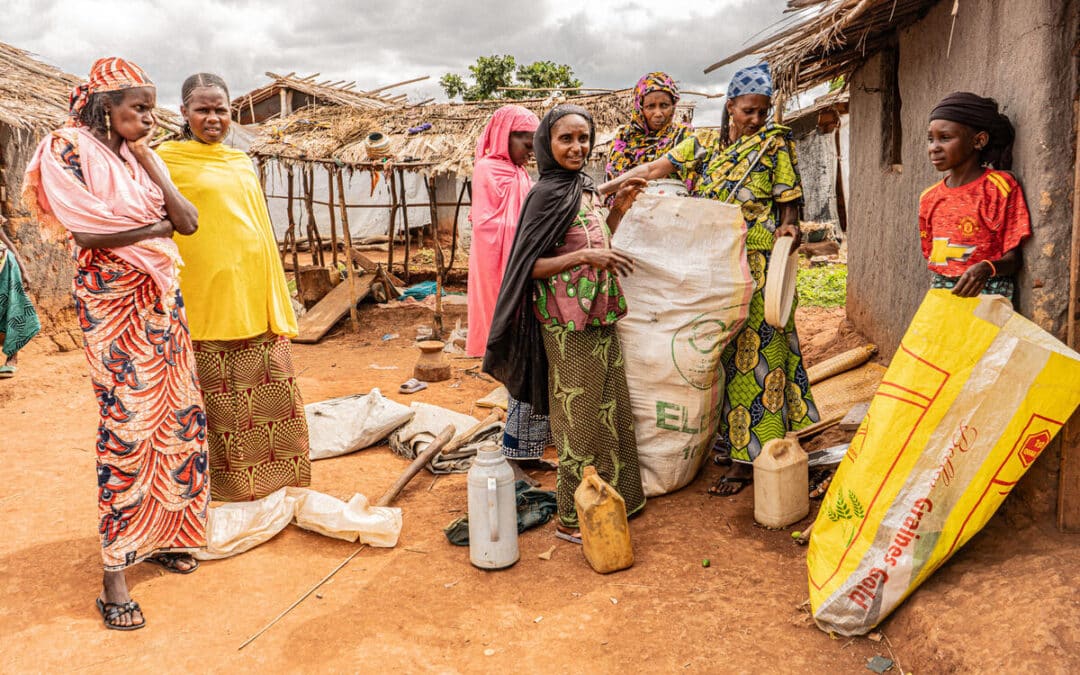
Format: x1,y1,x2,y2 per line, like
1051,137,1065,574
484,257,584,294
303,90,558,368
612,194,753,496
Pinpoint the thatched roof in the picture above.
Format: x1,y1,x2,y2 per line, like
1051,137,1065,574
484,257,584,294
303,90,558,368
231,72,420,121
0,42,80,132
0,41,182,139
248,91,635,176
705,0,942,97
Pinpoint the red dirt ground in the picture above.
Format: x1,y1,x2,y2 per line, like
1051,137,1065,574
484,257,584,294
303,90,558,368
2,301,1077,673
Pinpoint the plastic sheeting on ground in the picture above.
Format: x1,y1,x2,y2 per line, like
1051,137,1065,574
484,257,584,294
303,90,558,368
194,487,402,560
388,402,503,473
612,193,753,496
306,389,415,461
808,291,1080,636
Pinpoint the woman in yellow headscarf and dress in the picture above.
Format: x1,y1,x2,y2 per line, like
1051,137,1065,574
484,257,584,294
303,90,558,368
157,73,312,502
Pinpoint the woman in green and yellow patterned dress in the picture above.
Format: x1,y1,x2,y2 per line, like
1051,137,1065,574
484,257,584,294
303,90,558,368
600,63,819,495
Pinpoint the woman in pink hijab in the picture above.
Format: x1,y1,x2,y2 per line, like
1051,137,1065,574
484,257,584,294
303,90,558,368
468,105,553,469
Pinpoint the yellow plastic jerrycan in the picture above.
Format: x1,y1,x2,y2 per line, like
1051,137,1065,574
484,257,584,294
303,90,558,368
574,465,634,573
753,433,809,529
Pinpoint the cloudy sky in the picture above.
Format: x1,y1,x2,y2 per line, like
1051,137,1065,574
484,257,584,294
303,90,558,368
3,0,795,125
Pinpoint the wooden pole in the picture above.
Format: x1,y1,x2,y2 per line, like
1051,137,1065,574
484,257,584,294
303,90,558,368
426,175,444,338
326,165,339,270
387,168,398,279
335,169,360,332
1058,92,1080,531
304,166,324,267
448,178,469,275
399,168,411,284
376,425,456,507
286,165,303,301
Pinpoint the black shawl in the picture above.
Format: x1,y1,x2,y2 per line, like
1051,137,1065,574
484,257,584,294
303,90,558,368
481,104,597,414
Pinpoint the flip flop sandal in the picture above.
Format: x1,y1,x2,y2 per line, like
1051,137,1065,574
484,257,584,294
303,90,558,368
144,552,200,574
555,529,582,545
706,476,752,497
96,597,145,631
398,378,428,394
0,365,16,379
514,458,558,472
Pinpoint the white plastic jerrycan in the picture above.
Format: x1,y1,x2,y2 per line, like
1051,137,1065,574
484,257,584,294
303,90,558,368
753,433,809,529
467,445,519,569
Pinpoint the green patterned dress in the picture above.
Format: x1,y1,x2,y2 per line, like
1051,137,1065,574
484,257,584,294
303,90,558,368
534,192,645,527
666,126,819,463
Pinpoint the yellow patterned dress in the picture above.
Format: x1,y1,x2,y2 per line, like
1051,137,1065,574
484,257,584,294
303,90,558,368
667,125,819,463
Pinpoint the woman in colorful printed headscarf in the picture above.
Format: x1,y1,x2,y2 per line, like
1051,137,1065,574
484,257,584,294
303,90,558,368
604,72,693,189
466,106,555,469
600,62,819,496
158,73,312,502
24,57,207,631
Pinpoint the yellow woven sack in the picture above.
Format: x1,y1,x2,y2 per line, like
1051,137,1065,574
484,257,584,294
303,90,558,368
808,290,1080,636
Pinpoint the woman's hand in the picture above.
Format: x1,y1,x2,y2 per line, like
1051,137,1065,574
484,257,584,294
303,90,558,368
580,248,635,276
128,122,157,159
774,223,802,251
951,261,992,297
611,177,646,214
148,219,176,239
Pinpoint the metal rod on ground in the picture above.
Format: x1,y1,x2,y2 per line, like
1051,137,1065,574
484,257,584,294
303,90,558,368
376,425,456,507
335,169,359,332
237,545,367,650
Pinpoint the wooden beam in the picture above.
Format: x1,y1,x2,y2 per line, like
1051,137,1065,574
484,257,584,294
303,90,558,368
1058,90,1080,531
361,75,430,95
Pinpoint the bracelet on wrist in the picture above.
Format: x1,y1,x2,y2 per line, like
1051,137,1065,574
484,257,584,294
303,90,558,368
983,259,997,277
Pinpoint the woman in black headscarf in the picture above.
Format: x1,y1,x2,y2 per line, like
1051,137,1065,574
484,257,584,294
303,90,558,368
484,105,647,541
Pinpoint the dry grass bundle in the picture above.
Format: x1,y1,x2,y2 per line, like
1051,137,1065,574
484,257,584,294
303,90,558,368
249,90,634,176
704,0,940,96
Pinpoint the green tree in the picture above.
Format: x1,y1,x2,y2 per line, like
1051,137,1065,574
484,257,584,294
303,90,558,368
441,54,582,101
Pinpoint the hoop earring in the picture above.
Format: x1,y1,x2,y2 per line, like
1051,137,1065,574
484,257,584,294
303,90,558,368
105,110,112,140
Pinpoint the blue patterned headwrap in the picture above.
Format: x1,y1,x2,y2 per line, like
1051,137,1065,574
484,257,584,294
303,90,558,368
727,63,772,99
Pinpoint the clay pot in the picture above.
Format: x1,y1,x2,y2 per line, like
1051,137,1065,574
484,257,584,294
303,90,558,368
414,340,451,382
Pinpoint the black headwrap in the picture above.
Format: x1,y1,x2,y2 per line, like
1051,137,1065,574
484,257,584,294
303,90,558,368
482,104,596,413
929,92,1015,170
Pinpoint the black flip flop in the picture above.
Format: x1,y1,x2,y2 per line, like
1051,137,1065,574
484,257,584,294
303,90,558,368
96,597,145,631
144,552,199,575
514,458,558,472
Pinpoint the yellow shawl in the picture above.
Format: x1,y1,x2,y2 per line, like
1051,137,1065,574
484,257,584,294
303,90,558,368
157,140,297,340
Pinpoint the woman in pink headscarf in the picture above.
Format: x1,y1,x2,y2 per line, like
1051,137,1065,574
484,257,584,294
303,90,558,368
467,105,553,469
24,57,206,631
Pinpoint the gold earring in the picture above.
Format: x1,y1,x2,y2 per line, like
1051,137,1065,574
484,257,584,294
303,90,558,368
105,110,111,140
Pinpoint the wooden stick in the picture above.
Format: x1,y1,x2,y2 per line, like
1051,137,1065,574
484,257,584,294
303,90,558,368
334,169,359,332
238,545,367,650
376,425,456,507
361,75,430,95
441,412,502,455
399,169,412,284
796,414,844,440
326,165,339,270
286,166,302,300
387,168,398,277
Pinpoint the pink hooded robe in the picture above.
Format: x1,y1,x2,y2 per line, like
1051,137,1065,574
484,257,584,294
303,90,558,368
466,105,540,356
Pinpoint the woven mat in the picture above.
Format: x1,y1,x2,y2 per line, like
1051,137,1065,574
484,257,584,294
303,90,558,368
810,362,887,423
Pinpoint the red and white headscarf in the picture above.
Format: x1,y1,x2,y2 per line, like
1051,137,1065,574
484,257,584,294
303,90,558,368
69,57,154,125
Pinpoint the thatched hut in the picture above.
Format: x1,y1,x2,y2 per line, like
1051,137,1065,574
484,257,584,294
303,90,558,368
231,71,414,125
706,0,1080,525
0,42,84,347
244,91,638,291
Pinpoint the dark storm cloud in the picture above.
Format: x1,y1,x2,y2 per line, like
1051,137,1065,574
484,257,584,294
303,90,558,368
2,0,790,122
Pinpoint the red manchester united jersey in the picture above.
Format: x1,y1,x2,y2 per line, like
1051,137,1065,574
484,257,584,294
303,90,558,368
918,169,1031,277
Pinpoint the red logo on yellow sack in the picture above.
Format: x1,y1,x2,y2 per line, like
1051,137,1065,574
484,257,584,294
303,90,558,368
1018,430,1052,467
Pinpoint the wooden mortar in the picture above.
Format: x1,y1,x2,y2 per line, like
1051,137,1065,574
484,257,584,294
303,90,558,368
414,340,451,382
